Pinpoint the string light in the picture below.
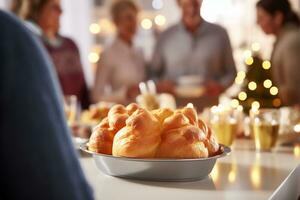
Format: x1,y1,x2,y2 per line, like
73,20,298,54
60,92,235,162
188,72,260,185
243,50,252,59
238,92,247,101
88,52,99,63
252,101,260,110
294,125,300,133
89,23,101,34
263,79,272,88
235,71,246,84
154,15,166,26
262,60,271,70
230,99,239,108
251,42,261,52
245,57,254,65
235,77,243,85
248,81,257,91
270,86,279,95
237,71,246,79
273,98,281,107
141,18,153,30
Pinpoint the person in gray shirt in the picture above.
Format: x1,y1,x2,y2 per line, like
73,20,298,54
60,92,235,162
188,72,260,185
0,11,93,200
151,0,236,96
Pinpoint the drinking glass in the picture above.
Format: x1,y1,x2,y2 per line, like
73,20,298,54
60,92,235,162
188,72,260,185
251,109,280,151
64,95,78,126
210,106,238,146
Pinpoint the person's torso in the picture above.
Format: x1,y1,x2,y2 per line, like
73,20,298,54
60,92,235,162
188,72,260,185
160,22,225,81
105,38,145,90
43,36,86,96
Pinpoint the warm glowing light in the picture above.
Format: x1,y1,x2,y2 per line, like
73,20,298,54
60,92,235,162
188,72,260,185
154,14,166,26
187,103,194,108
252,101,260,110
294,124,300,133
89,23,101,34
262,60,271,70
235,71,246,84
231,99,239,108
273,98,281,107
243,50,252,58
237,105,243,112
141,18,153,30
238,92,247,101
270,86,279,95
237,71,246,79
245,57,254,65
152,0,164,10
263,79,272,88
248,81,257,90
252,42,261,52
251,165,261,189
99,19,115,34
235,77,244,85
88,52,99,63
228,170,236,183
294,145,300,157
211,105,219,114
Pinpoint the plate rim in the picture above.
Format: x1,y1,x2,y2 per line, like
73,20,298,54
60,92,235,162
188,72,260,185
80,143,231,162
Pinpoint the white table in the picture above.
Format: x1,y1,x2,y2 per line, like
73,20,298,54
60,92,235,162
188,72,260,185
80,139,300,200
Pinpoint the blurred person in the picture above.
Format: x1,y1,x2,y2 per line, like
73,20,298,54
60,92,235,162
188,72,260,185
150,0,236,96
256,0,300,106
92,0,146,104
0,11,93,200
11,0,90,109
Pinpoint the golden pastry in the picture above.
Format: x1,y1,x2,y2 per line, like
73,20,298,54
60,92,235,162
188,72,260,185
88,104,221,158
88,118,116,154
113,108,161,158
156,113,209,158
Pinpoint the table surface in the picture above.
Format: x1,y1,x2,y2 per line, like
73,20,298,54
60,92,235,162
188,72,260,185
79,139,300,200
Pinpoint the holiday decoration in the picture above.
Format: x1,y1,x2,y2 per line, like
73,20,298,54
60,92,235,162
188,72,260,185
232,45,282,113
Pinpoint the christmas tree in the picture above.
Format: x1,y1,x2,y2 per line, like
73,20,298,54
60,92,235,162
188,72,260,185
232,48,281,113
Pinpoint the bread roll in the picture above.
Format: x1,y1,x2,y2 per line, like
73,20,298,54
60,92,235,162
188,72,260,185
88,118,116,154
113,108,161,158
88,104,131,154
156,113,208,158
88,104,220,158
203,126,220,156
176,107,198,126
151,108,173,125
126,103,140,115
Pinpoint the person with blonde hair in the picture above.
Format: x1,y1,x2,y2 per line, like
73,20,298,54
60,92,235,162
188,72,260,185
92,0,146,104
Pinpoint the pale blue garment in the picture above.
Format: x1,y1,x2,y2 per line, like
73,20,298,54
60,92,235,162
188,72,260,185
151,20,236,88
0,11,94,200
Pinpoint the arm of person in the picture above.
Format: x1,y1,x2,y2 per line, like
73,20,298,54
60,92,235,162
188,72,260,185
278,33,300,105
0,11,93,200
92,51,113,102
218,30,237,89
149,35,166,80
68,38,91,109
